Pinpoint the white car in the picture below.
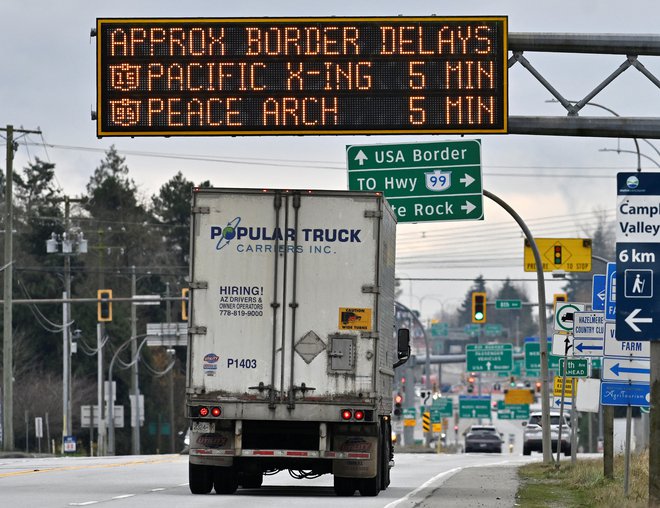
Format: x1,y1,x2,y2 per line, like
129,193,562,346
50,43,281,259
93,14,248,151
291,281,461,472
522,411,571,456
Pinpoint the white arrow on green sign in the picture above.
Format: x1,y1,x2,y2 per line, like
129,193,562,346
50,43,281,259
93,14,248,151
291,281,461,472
466,343,513,372
346,140,483,223
431,397,454,418
459,396,491,418
496,400,530,420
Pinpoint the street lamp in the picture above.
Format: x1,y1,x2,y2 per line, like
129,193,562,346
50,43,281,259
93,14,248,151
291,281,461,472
46,228,87,446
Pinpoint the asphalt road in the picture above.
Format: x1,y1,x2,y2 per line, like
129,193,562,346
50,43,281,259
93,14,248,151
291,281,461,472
0,452,542,507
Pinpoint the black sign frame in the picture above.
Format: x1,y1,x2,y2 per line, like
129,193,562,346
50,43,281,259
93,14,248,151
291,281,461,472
96,16,508,137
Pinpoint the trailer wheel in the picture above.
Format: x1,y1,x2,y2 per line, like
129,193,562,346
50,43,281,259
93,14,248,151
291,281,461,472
213,466,238,495
189,463,213,494
359,433,382,497
334,476,356,496
380,423,391,490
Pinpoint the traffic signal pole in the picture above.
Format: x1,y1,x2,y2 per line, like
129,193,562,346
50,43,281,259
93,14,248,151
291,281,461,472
483,190,553,465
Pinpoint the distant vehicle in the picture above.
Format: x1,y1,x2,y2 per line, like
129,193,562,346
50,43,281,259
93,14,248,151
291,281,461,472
464,425,503,453
522,411,571,456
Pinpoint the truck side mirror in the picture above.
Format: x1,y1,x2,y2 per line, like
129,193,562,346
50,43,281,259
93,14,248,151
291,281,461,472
393,328,410,368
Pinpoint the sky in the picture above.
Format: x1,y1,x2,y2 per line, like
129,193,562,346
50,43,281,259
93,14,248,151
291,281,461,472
1,1,659,325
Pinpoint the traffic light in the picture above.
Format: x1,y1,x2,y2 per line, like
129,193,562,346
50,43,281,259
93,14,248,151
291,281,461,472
181,287,189,321
553,293,567,313
467,376,475,393
535,382,542,393
471,292,486,323
97,289,112,322
394,393,403,416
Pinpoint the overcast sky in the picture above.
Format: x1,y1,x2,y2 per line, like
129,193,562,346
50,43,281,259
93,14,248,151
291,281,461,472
1,1,659,324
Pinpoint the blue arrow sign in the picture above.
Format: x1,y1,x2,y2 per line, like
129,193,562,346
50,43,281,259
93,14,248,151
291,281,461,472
601,381,650,407
592,274,606,311
575,342,603,354
610,363,650,376
553,397,572,408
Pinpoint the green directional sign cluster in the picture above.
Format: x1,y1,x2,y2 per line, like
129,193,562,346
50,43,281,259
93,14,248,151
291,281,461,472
525,341,561,371
431,397,454,418
431,322,449,337
459,396,491,419
484,324,503,336
402,407,416,419
347,140,483,223
466,343,513,372
497,401,530,420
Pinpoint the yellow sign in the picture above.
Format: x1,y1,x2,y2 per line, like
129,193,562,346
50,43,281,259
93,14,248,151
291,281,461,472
404,419,416,427
504,389,534,405
338,307,372,331
524,238,592,272
553,376,576,397
432,423,442,433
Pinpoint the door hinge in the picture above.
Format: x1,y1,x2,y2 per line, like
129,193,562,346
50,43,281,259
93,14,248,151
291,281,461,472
192,206,210,214
189,326,207,335
189,281,208,289
362,284,379,294
364,210,382,218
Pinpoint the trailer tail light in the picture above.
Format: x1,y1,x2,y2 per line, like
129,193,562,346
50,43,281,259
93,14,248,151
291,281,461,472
211,407,221,417
354,410,365,421
198,406,209,417
341,409,352,420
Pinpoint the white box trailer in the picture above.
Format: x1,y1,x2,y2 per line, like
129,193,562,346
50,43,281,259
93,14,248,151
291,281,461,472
186,188,409,496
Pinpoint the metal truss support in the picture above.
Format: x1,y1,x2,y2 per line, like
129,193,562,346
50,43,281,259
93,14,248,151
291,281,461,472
508,33,660,138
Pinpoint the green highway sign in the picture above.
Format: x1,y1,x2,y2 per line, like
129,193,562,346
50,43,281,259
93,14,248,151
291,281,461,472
464,324,481,336
429,408,443,423
403,407,416,419
459,396,491,419
526,370,540,378
559,358,590,378
497,401,530,420
495,299,522,310
431,397,454,418
484,324,503,336
592,357,602,370
347,140,483,223
431,322,449,337
466,343,513,372
525,341,561,371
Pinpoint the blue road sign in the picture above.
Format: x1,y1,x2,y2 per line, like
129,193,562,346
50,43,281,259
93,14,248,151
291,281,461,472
592,274,606,311
600,381,650,407
573,339,604,356
616,172,660,341
605,262,617,320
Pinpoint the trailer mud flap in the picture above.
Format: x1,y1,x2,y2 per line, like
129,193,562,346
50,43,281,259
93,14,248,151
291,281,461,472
332,435,377,478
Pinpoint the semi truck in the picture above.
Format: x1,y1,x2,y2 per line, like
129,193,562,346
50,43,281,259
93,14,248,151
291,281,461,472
185,188,410,497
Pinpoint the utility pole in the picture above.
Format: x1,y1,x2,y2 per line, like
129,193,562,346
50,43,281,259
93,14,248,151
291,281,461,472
131,266,140,454
166,282,175,453
2,124,41,452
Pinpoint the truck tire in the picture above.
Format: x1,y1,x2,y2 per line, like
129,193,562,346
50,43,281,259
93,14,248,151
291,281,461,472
359,433,382,497
380,424,391,491
523,445,531,456
213,466,238,495
189,463,213,494
334,476,356,496
564,445,571,457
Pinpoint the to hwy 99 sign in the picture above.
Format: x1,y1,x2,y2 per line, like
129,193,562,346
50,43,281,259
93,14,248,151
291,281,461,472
96,17,508,137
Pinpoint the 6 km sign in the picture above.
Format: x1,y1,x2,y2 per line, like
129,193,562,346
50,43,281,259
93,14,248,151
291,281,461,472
347,140,483,223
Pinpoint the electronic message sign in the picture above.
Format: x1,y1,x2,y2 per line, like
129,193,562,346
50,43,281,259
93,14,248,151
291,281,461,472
96,17,508,136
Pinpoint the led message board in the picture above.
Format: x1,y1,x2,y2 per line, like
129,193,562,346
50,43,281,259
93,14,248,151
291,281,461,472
96,17,508,136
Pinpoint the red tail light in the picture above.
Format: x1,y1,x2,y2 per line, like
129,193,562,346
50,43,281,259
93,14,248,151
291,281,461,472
341,409,352,420
211,407,221,417
354,410,365,421
198,406,209,417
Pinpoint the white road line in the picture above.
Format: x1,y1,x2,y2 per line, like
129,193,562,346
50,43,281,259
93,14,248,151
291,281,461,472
69,502,98,506
111,494,135,500
383,467,462,508
150,488,165,492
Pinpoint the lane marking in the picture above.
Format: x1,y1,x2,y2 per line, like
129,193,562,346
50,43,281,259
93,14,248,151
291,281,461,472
112,494,135,500
0,455,183,478
69,502,98,506
150,488,165,492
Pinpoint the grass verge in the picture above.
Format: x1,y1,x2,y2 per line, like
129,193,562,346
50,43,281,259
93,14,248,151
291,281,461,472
516,450,648,508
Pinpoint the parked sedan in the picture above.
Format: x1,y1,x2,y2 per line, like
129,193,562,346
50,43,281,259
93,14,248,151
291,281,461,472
464,426,503,453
